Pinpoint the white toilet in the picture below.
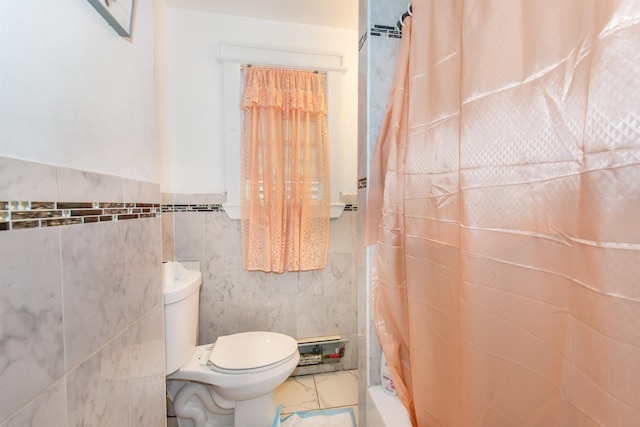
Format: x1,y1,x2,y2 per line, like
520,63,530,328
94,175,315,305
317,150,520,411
163,262,300,427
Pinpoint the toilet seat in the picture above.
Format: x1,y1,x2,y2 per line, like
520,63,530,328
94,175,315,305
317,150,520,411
208,331,298,374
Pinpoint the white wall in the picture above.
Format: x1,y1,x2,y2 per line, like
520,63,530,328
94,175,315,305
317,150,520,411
154,0,174,191
0,0,157,183
164,6,359,196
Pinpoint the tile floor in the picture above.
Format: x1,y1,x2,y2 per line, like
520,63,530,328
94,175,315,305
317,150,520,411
167,370,359,426
275,370,359,424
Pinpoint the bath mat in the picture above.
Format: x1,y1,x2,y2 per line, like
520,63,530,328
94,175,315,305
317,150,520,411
272,405,356,427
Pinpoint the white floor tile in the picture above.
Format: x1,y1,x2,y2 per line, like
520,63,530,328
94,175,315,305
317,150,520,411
314,370,358,409
275,375,320,414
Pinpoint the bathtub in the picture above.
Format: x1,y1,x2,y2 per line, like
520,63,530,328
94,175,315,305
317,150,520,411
366,386,412,427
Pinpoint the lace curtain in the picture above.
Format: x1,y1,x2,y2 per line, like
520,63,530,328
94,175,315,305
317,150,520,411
367,0,640,425
241,66,330,273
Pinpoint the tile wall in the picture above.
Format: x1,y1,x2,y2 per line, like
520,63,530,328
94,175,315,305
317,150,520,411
0,156,165,427
357,0,407,421
163,194,358,375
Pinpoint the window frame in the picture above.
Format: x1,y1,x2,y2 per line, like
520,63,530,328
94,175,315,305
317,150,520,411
217,42,346,219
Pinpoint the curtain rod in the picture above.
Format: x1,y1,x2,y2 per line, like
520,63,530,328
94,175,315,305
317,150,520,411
397,2,413,31
241,64,327,75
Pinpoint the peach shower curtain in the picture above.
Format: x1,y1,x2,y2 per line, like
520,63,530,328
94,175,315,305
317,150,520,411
241,66,330,273
367,0,640,425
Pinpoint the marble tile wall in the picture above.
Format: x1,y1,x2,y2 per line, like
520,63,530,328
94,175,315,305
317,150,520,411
161,192,175,262
166,193,358,375
357,2,370,420
357,0,407,421
0,156,165,427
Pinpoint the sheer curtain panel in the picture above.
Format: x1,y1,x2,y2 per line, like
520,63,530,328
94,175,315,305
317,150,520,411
241,66,330,273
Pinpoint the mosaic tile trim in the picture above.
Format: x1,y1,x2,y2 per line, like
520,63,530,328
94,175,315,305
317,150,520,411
0,201,160,231
358,178,367,190
370,24,402,39
161,203,357,213
162,204,225,213
359,30,368,51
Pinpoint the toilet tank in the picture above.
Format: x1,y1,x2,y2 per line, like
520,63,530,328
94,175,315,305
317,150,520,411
163,262,202,375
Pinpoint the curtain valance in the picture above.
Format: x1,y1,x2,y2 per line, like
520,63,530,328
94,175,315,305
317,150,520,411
242,67,327,117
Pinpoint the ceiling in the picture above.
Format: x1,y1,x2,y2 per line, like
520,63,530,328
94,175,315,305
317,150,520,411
165,0,359,30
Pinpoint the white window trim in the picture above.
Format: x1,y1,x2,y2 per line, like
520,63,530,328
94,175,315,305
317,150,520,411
217,41,346,220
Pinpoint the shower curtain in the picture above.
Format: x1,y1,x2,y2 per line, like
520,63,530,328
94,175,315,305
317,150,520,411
367,0,640,425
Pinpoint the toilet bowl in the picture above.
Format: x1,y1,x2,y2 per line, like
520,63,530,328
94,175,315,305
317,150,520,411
163,262,300,427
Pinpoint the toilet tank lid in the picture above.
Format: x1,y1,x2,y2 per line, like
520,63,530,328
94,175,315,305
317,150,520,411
209,331,298,370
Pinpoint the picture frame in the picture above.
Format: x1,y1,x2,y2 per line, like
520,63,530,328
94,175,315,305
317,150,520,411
87,0,135,38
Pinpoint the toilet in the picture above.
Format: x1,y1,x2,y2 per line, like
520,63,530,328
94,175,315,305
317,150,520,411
163,262,300,427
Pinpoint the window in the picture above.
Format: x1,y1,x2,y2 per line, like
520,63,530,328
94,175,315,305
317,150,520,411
217,42,347,221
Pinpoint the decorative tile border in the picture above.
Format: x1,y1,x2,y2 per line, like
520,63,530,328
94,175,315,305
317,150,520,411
370,24,402,39
161,203,357,213
0,201,160,231
363,20,405,50
162,204,225,213
359,30,368,51
0,198,359,231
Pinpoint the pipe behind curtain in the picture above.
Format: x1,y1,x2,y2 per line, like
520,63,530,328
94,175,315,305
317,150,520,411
367,0,640,425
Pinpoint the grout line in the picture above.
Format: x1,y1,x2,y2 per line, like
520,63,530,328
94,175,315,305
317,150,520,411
312,373,321,410
280,370,359,415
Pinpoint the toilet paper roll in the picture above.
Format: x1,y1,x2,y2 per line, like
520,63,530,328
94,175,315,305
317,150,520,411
162,261,175,286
